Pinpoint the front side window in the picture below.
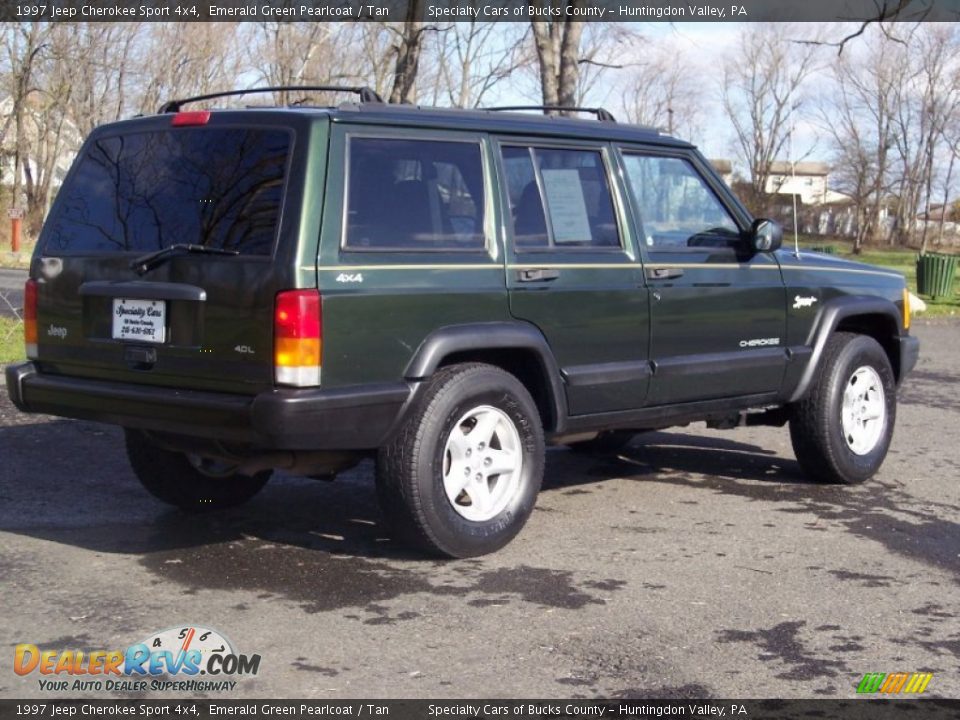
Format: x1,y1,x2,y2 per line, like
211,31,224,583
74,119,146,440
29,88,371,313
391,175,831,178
501,145,621,250
45,128,290,256
344,137,486,251
621,154,740,254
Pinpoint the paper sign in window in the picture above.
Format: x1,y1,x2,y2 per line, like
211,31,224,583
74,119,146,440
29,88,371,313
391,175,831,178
540,169,592,244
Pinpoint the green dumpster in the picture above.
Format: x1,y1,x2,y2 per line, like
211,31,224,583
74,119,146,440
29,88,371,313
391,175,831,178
916,252,958,299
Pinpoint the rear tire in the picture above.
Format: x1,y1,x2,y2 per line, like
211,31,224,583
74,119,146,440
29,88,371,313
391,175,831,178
789,332,896,484
376,363,544,558
125,429,271,511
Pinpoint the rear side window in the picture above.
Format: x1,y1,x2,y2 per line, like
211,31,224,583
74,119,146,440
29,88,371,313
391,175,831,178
501,146,621,250
45,128,289,256
344,137,486,251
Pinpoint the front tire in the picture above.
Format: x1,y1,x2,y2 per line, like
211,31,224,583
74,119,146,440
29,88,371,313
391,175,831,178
376,363,545,558
125,429,271,511
789,332,896,484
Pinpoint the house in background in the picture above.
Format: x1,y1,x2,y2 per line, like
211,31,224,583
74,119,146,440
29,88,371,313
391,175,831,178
708,159,734,186
764,161,846,206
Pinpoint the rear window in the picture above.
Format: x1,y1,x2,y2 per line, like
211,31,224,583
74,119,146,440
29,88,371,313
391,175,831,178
44,128,290,256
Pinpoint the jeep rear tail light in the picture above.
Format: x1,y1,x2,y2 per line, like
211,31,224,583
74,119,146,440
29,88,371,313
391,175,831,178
24,278,38,359
274,290,321,386
171,111,211,127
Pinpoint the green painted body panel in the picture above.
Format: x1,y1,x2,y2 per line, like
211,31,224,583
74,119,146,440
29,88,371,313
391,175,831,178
293,118,331,290
30,111,319,396
316,123,511,389
23,102,913,435
775,250,906,346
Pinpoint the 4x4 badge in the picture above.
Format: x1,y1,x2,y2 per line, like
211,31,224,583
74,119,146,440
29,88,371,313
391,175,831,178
794,295,818,309
336,273,364,283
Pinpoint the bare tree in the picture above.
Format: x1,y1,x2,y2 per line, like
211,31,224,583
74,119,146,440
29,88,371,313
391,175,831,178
247,23,354,105
621,41,703,137
1,26,81,234
430,20,531,108
887,25,960,250
61,24,142,135
804,0,928,55
529,3,584,113
821,32,902,251
721,24,821,209
1,23,54,222
388,0,432,104
136,23,242,113
573,24,637,107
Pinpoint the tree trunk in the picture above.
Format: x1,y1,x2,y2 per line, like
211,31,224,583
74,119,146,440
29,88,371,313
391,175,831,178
531,7,584,115
389,0,425,105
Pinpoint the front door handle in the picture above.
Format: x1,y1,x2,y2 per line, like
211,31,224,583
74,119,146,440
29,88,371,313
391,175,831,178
646,267,685,281
516,268,560,282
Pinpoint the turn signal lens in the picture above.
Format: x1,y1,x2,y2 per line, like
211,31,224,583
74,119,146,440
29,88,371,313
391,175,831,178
902,287,911,331
24,278,38,358
274,290,321,386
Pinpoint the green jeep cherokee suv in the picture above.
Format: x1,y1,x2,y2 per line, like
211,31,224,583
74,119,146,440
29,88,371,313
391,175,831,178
5,87,920,557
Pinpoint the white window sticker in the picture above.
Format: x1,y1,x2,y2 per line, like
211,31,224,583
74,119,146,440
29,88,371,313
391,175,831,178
540,169,593,244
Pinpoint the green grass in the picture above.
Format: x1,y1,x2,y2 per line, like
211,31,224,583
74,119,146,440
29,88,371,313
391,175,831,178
0,316,25,364
797,236,960,319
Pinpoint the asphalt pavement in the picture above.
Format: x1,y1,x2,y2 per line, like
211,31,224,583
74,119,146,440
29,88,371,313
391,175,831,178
1,322,957,700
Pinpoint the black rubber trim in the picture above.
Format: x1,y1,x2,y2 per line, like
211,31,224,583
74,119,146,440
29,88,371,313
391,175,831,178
404,321,568,432
652,347,786,377
897,335,920,382
561,392,781,435
5,362,30,409
250,384,410,449
788,296,902,403
562,360,651,387
5,362,409,450
80,280,207,302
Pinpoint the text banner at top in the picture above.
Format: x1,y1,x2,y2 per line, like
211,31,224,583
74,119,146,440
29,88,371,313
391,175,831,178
4,0,960,23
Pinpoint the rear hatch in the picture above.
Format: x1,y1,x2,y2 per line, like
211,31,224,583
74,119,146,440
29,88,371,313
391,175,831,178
31,111,315,395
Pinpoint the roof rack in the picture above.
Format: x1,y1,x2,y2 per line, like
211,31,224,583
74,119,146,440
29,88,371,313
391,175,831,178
486,105,617,122
158,85,384,114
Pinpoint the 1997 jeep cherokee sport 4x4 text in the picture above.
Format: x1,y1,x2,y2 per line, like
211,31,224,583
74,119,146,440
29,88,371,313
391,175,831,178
5,87,920,558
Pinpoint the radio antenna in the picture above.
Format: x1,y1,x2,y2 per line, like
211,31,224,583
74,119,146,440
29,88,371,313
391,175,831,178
789,125,800,258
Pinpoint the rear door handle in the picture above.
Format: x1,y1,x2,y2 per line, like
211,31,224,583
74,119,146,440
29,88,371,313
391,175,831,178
645,267,684,281
516,268,560,282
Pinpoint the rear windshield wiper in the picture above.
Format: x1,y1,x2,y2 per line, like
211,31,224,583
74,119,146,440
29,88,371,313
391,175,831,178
130,244,239,276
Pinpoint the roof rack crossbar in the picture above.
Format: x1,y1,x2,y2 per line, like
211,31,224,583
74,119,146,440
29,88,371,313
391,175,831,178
158,85,384,114
486,105,617,122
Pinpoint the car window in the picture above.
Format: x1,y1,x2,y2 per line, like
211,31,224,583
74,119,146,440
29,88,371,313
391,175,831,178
621,154,740,255
344,137,486,251
45,128,289,256
501,145,621,251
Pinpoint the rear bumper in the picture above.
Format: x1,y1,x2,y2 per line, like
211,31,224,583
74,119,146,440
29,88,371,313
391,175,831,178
897,335,920,382
5,362,410,450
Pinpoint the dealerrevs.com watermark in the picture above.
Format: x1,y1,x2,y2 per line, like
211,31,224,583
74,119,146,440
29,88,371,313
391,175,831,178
14,626,260,693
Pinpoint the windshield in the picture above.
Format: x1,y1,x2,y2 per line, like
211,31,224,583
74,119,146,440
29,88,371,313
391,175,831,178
43,127,290,256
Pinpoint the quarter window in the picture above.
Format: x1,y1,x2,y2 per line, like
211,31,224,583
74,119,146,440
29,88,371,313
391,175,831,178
621,154,740,255
501,146,621,250
344,137,486,251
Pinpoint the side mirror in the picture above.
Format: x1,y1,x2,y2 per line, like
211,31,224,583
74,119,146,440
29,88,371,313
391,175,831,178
749,218,783,253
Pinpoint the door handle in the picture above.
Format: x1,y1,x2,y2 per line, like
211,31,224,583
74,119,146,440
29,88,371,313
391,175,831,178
646,267,684,281
516,268,560,282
